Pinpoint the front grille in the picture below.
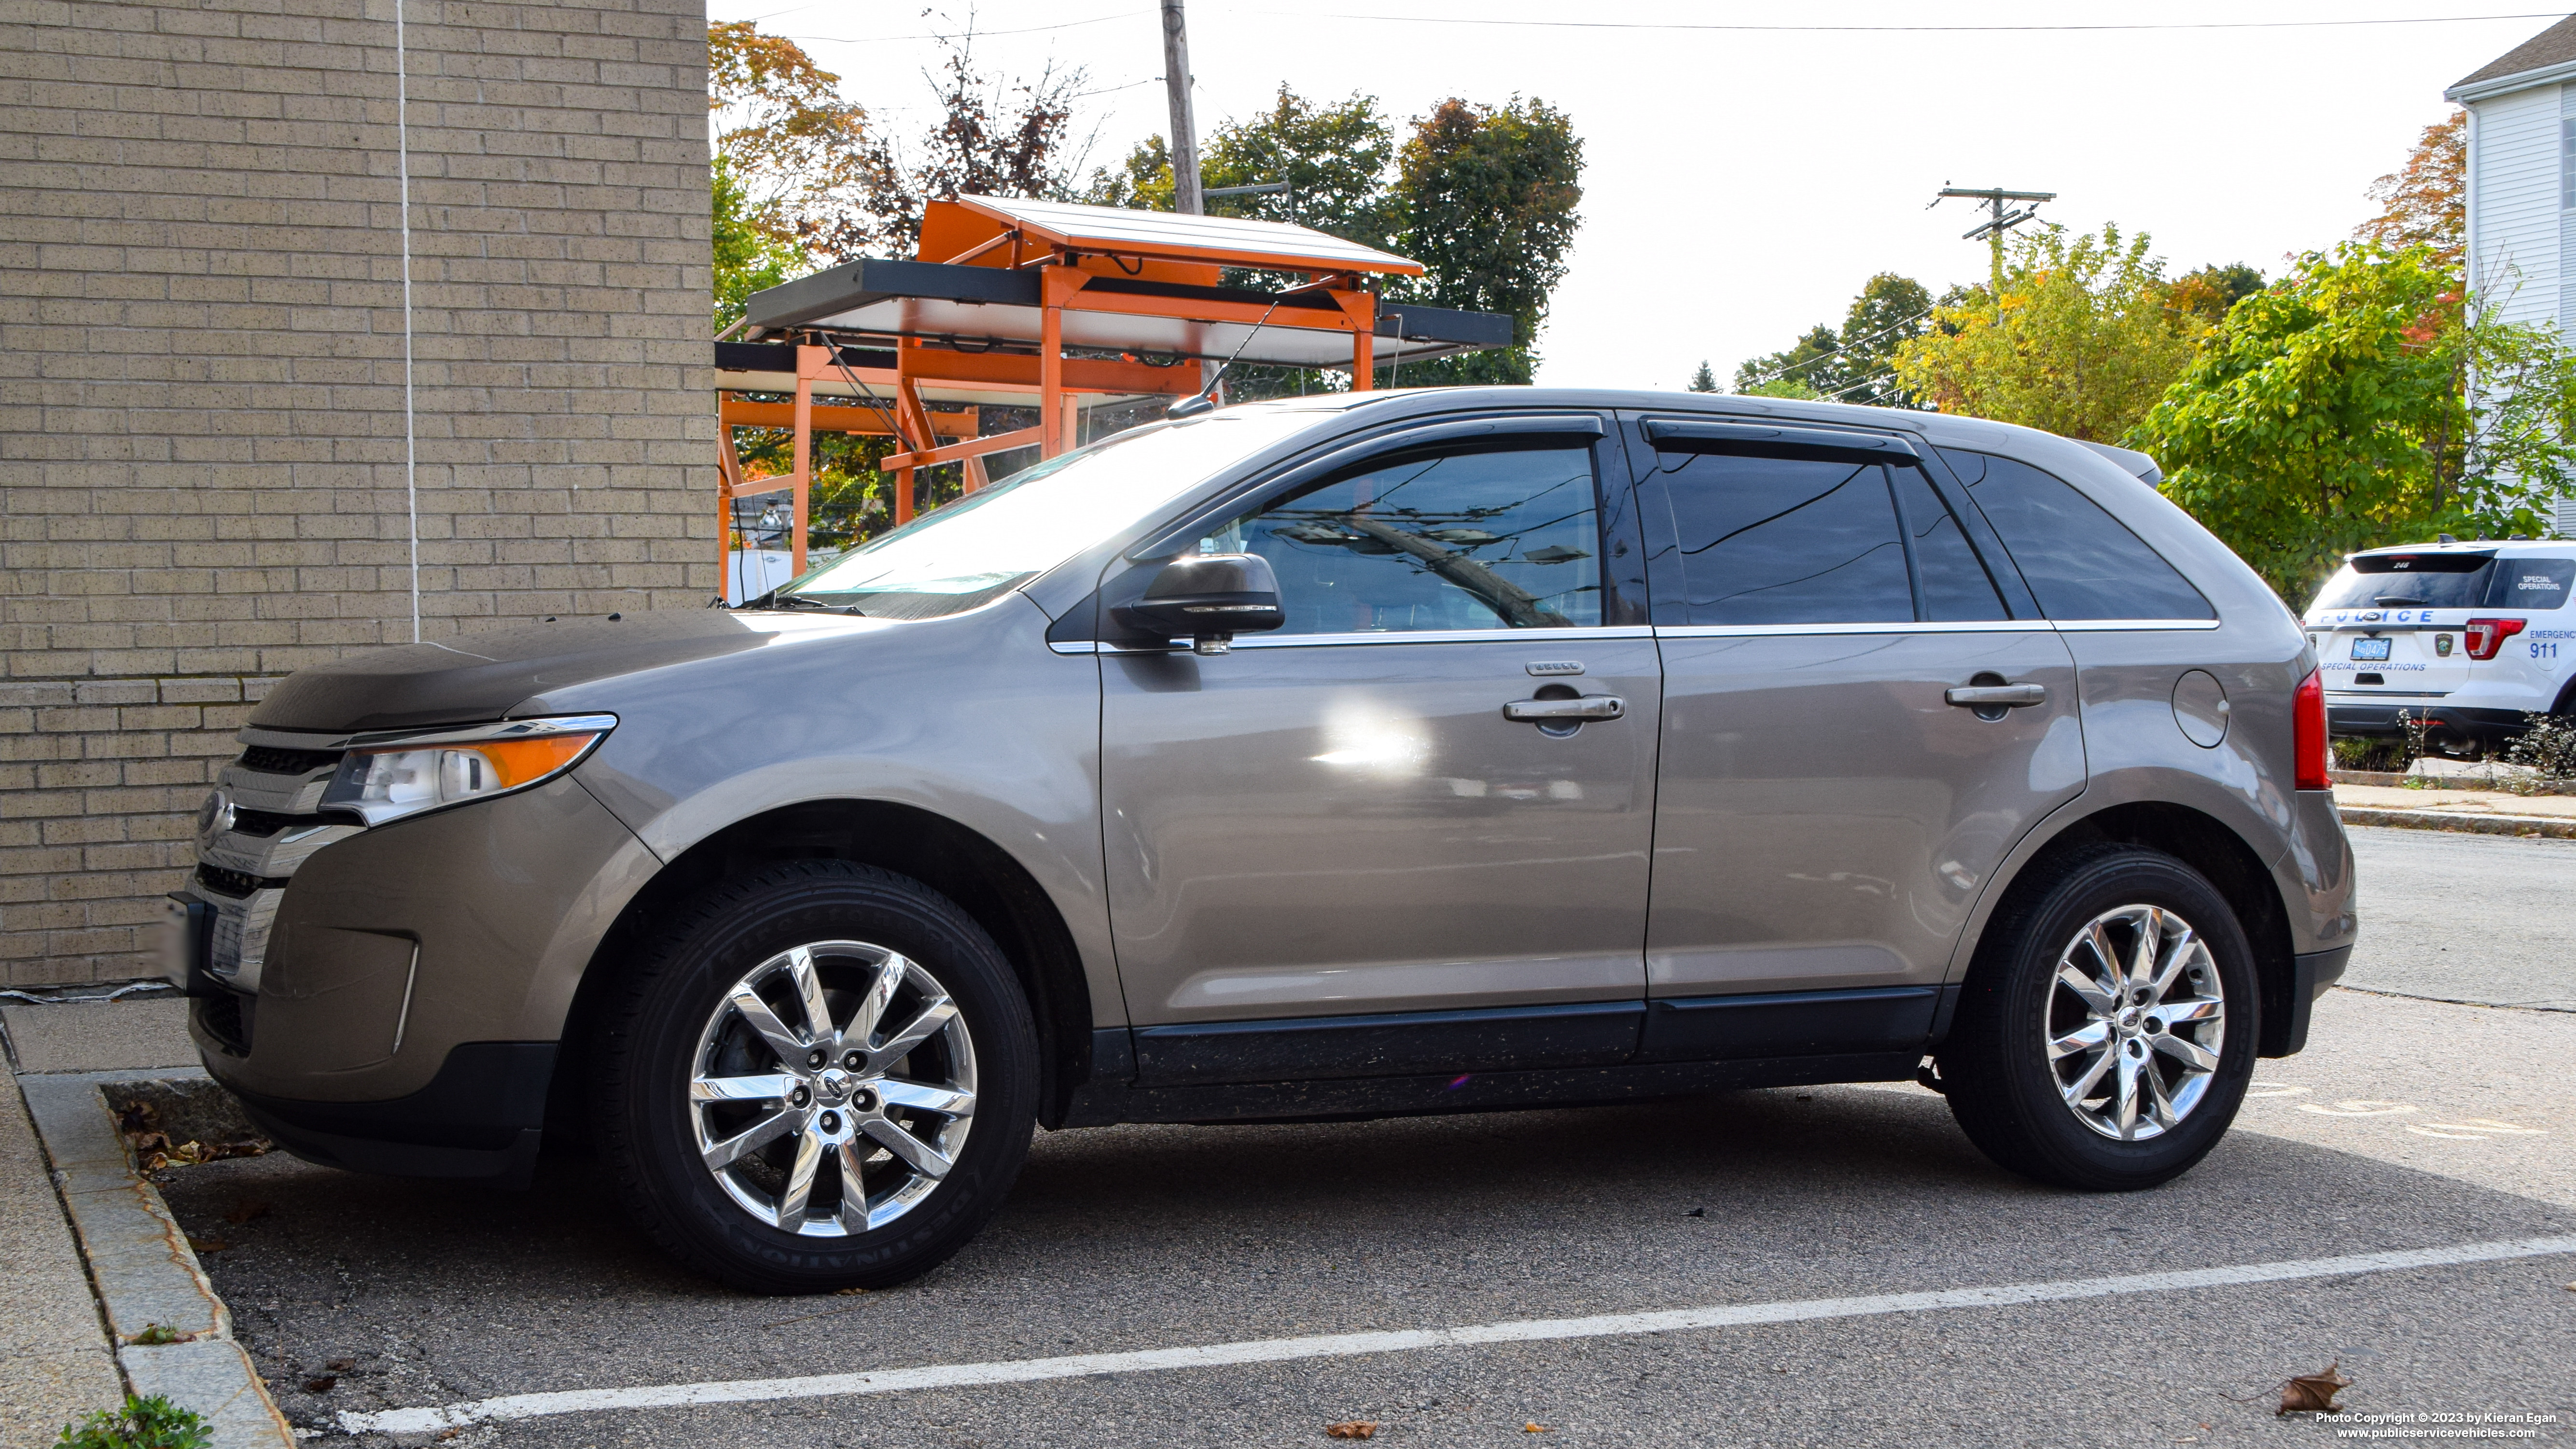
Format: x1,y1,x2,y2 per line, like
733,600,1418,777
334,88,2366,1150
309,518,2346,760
239,745,342,775
195,864,266,899
227,807,307,838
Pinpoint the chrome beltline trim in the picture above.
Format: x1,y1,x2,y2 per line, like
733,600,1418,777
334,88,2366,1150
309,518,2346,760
1226,626,1658,649
2050,618,2224,632
1652,620,2048,639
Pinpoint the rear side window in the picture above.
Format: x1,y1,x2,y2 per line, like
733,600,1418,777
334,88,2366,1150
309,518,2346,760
2494,558,2575,610
1938,449,2214,621
1653,452,1915,625
1891,466,2009,621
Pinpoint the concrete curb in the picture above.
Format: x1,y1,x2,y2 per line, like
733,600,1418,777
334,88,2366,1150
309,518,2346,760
21,1070,295,1449
2339,806,2576,839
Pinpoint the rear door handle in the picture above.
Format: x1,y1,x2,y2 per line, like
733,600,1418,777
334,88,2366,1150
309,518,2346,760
1504,695,1626,722
1944,683,2047,708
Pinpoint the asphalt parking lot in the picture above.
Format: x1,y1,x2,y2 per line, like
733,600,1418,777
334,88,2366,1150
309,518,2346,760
157,827,2576,1448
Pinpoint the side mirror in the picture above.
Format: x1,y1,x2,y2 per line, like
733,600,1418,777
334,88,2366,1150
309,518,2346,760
1109,553,1285,655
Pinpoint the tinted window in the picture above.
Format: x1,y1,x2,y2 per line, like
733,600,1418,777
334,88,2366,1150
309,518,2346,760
2311,553,2494,611
1205,443,1602,633
2492,557,2575,610
1891,466,2009,621
1655,453,1914,625
1939,449,2214,620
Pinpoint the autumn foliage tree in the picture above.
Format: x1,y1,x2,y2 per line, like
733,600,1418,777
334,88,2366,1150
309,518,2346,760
2358,110,2465,272
1892,223,2207,443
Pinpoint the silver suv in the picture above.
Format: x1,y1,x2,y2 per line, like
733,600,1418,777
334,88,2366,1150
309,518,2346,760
164,389,2355,1292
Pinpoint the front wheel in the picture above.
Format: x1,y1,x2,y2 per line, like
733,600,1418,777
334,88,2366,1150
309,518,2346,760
591,861,1038,1293
1939,846,2259,1192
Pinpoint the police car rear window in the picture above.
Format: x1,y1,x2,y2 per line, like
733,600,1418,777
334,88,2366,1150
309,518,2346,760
2312,554,2573,611
2312,553,2493,610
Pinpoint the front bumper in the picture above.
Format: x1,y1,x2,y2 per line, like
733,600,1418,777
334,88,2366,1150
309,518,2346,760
232,1041,556,1187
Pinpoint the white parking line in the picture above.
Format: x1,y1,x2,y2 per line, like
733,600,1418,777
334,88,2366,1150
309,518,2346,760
338,1234,2576,1435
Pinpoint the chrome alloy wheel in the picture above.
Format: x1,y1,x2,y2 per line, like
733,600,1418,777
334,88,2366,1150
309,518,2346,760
688,940,977,1236
2044,904,2226,1142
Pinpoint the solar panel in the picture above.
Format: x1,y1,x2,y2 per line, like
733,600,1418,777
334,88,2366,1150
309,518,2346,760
953,195,1424,277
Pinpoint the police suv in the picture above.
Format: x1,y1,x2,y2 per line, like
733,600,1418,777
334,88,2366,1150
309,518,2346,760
2303,539,2576,752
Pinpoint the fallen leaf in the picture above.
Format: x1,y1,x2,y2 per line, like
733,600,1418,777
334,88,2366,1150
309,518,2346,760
436,1432,463,1443
303,1375,338,1394
1324,1422,1377,1440
1525,1424,1550,1434
324,1358,355,1373
835,1286,868,1296
2277,1362,2353,1415
225,1199,272,1225
186,1236,227,1254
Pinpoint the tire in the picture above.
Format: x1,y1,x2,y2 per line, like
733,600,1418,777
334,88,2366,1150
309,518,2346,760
591,860,1038,1293
1938,845,2259,1192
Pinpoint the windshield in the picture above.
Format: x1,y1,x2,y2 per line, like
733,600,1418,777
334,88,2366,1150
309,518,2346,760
2311,552,2495,611
771,410,1323,619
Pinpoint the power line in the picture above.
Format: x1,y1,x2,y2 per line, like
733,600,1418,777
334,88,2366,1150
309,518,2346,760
1270,9,2566,33
1739,305,1936,386
774,8,1151,45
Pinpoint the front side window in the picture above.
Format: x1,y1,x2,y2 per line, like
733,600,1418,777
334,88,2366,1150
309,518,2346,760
1199,442,1603,633
1939,449,2215,621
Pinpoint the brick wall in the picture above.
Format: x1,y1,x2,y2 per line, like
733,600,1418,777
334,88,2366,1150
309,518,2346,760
0,0,717,986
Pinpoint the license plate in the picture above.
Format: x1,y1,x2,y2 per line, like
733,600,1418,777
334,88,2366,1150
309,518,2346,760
2349,637,2392,661
157,897,202,989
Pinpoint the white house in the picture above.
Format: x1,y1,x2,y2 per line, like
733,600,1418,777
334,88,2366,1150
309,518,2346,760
2449,15,2576,536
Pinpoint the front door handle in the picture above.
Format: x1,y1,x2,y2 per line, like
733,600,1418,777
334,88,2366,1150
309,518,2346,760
1944,683,2047,708
1504,695,1626,722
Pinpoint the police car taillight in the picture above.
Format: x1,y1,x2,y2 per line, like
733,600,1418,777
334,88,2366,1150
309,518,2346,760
2294,669,2329,791
2462,617,2526,660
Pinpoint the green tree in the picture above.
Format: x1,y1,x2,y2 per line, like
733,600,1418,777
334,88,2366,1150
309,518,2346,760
2128,242,2571,602
1086,89,1583,390
1686,360,1718,392
1391,96,1583,386
713,154,804,332
2169,263,2265,325
1891,223,2203,442
1734,273,1933,406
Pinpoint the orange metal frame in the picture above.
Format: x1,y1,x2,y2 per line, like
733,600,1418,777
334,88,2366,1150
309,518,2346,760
718,197,1420,588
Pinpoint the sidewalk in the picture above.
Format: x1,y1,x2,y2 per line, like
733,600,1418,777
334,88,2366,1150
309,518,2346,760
2333,782,2576,839
0,997,201,1449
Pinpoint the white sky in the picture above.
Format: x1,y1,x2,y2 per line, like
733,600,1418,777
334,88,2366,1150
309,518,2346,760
709,0,2555,390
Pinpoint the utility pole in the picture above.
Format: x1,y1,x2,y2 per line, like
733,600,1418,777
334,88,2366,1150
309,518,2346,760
1160,0,1202,215
1932,184,2055,301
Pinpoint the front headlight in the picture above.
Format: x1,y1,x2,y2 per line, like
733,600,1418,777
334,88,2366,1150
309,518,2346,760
320,715,614,826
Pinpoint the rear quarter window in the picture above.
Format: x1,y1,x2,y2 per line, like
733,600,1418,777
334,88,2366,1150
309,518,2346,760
2493,558,2575,610
1937,448,2215,621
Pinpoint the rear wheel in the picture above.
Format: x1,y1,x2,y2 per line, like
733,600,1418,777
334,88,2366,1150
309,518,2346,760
592,861,1037,1293
1939,846,2258,1192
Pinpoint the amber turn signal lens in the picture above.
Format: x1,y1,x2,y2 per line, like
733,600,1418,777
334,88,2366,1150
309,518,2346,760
450,734,595,789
